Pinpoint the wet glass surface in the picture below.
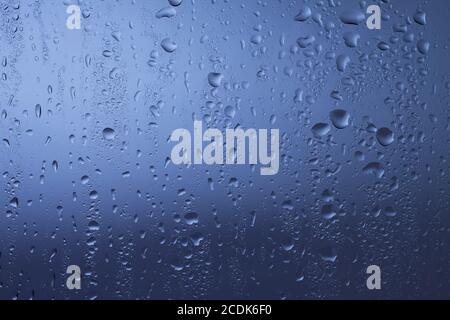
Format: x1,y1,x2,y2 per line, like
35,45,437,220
0,0,449,299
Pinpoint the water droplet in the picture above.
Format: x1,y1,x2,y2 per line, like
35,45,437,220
184,212,199,225
339,10,365,25
294,6,311,22
417,40,430,55
208,72,224,87
378,41,390,51
168,0,182,6
111,31,122,42
102,128,116,141
297,35,315,48
190,232,204,246
88,220,100,231
156,7,176,19
414,11,427,25
376,127,395,146
384,207,397,217
281,239,294,251
89,191,99,200
52,160,58,172
330,109,350,129
35,104,42,118
9,197,19,208
282,200,294,211
321,204,336,220
322,189,334,202
343,32,360,48
161,38,177,53
311,123,331,138
250,34,262,45
363,162,385,179
319,246,337,262
336,54,350,72
224,105,236,118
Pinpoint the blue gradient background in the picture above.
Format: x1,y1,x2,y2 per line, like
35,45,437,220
0,0,449,300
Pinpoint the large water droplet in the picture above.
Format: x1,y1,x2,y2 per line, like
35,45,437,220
9,197,19,208
376,127,394,146
224,105,236,118
343,32,360,48
208,72,224,87
184,212,199,225
330,109,350,129
417,40,430,55
336,55,350,72
312,123,331,138
156,7,176,19
413,11,427,25
294,6,311,22
363,162,385,179
339,10,365,25
190,232,204,246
